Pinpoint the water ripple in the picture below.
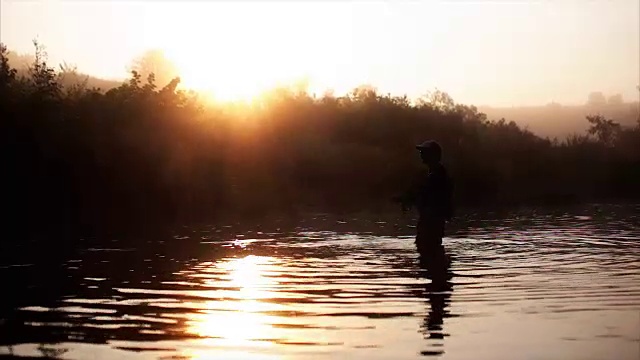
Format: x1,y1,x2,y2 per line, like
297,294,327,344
1,204,639,359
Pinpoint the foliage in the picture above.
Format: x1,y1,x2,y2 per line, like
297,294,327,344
586,114,621,146
1,42,639,242
128,49,179,89
6,46,120,93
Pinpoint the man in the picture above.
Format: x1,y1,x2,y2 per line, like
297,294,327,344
397,140,453,254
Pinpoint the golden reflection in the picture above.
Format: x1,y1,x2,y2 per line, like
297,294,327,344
186,255,284,359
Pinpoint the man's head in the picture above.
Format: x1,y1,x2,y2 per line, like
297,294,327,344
416,140,442,166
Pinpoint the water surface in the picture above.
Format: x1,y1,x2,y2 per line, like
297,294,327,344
1,205,639,359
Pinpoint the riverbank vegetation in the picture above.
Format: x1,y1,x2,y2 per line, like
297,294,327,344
2,42,639,243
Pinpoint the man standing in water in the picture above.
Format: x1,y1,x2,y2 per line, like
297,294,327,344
395,141,454,351
397,140,453,254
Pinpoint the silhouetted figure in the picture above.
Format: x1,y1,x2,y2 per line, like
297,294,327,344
396,141,453,255
417,245,453,356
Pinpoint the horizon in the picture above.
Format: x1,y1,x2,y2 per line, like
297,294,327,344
1,0,639,107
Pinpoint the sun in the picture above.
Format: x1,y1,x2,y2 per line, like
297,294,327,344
140,2,355,102
163,42,297,102
176,58,301,102
152,5,309,102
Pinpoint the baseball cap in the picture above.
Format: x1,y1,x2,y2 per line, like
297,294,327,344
415,140,441,152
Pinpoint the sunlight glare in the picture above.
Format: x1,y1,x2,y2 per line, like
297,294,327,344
141,2,358,101
188,255,281,356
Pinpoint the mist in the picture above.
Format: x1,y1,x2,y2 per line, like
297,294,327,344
1,0,638,107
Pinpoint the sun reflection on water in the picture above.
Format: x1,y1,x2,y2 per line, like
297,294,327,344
186,255,284,359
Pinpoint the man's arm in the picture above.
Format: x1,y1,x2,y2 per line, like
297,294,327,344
393,173,427,212
392,190,417,212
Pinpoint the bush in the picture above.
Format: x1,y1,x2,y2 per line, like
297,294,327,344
1,42,639,244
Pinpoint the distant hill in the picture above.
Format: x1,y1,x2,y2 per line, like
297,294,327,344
7,50,121,92
479,102,639,139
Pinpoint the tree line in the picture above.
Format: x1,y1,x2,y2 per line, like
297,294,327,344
1,42,639,245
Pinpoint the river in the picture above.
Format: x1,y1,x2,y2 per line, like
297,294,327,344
1,204,639,359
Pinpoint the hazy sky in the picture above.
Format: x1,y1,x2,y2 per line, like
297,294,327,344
1,0,638,106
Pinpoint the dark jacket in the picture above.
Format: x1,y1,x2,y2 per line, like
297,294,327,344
400,164,453,221
417,163,453,221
